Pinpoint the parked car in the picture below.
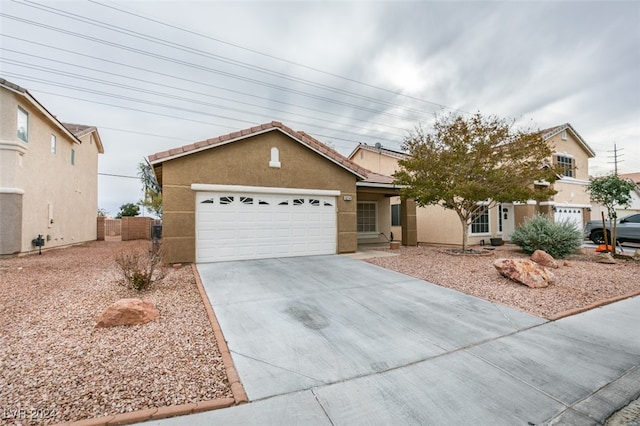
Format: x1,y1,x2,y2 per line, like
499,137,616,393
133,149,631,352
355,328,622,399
583,213,640,244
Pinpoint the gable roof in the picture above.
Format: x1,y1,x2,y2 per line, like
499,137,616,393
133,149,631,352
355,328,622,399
62,122,105,154
0,78,82,145
539,123,596,158
348,143,410,161
618,172,640,184
148,121,369,179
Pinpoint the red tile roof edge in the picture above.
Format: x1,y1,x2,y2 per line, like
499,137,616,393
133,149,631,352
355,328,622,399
148,121,377,179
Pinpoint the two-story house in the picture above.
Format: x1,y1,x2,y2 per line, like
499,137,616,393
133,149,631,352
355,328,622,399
0,78,104,255
349,123,595,247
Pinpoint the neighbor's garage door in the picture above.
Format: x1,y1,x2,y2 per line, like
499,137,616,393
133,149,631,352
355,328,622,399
555,207,583,232
196,191,337,263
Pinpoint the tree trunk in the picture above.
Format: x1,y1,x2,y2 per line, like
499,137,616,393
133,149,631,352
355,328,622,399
459,215,469,252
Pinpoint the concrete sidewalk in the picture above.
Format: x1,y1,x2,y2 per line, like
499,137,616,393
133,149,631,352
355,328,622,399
147,255,640,425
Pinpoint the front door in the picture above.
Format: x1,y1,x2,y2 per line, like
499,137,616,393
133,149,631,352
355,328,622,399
498,204,515,240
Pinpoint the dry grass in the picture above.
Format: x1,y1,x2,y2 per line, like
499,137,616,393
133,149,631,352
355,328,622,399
365,244,640,319
0,240,232,425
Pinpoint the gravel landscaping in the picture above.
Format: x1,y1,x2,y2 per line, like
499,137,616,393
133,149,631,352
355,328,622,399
2,240,639,425
365,244,640,319
0,240,232,425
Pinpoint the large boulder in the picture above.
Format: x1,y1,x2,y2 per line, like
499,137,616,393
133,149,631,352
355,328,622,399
96,298,159,328
530,250,558,268
493,258,554,288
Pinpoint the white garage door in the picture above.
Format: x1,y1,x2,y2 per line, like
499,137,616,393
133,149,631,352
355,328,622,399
555,207,583,232
196,191,337,263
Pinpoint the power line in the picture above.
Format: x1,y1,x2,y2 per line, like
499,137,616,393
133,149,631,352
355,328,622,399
0,54,407,138
89,0,469,115
3,4,429,120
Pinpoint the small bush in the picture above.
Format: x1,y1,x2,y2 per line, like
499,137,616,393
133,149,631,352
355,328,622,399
115,243,165,291
511,213,583,258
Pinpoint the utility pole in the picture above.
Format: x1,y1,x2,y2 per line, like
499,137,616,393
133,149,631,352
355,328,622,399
607,143,623,175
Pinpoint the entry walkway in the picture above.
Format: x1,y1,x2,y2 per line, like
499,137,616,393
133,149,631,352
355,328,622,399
148,255,640,425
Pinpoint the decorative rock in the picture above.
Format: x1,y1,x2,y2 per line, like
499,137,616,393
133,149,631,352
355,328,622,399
95,298,159,328
530,250,558,268
596,253,617,264
633,250,640,261
493,258,554,288
563,260,572,267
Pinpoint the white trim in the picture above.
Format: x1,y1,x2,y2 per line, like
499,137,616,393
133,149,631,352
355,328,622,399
0,187,25,195
557,177,590,185
540,201,592,208
0,139,27,155
191,183,340,196
356,182,403,189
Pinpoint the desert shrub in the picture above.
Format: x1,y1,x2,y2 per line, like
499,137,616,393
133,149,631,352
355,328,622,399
511,213,583,258
115,243,165,291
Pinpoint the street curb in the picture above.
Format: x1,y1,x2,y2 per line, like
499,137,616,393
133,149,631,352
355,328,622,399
548,289,640,321
192,264,249,405
58,264,244,426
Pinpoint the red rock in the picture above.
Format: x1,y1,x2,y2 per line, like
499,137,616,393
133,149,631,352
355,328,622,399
493,258,554,288
530,250,558,268
95,298,159,328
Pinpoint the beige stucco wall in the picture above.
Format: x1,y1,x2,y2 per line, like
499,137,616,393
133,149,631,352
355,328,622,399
159,130,359,263
351,147,402,176
0,88,100,254
350,130,594,247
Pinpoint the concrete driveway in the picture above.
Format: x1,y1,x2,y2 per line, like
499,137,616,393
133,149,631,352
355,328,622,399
149,255,640,425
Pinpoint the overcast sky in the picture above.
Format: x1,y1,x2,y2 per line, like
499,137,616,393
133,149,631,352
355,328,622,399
1,0,638,217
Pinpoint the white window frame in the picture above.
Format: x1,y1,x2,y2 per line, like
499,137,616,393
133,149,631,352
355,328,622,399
357,201,378,236
561,129,567,140
51,134,56,154
17,106,29,142
71,149,75,165
469,204,490,236
556,154,574,178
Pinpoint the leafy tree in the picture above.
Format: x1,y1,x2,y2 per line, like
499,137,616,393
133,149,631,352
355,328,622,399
97,207,108,217
137,160,162,218
395,112,561,251
116,203,140,218
139,190,163,218
586,175,635,254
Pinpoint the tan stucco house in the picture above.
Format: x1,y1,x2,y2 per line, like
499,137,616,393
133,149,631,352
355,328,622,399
0,78,104,255
349,123,596,247
148,121,417,264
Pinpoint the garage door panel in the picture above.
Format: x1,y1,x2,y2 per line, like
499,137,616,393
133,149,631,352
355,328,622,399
196,191,337,263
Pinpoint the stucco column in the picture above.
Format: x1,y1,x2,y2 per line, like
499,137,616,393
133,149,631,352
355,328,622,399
401,198,417,246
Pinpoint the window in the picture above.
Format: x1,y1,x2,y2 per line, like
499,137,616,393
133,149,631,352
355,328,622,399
17,106,29,142
220,196,234,205
391,204,401,226
71,149,75,165
497,204,503,233
357,202,377,233
556,155,574,177
51,134,56,154
470,208,489,234
561,129,567,140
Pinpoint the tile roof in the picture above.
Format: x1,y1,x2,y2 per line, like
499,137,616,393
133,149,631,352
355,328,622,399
348,143,410,160
62,123,96,138
148,121,372,179
539,123,596,157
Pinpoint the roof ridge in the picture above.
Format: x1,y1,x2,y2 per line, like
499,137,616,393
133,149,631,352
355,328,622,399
148,121,376,179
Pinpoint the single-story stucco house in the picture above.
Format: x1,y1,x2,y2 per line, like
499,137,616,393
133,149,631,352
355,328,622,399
148,121,417,264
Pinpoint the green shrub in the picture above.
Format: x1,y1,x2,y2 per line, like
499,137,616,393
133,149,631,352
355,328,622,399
510,213,583,258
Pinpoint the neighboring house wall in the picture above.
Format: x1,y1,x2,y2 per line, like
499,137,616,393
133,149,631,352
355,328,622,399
0,81,102,255
158,130,358,263
590,186,640,220
349,145,406,242
350,124,595,246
